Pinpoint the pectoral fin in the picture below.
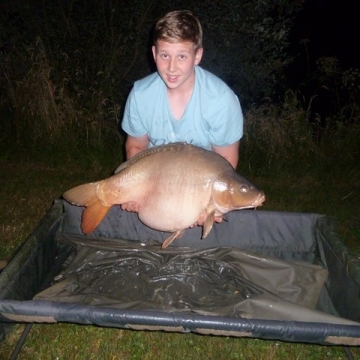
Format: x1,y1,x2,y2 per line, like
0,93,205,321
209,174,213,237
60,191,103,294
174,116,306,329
161,229,185,249
202,206,216,239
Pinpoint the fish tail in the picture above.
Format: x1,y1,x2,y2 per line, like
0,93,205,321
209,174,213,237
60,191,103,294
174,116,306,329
63,182,99,206
63,181,110,234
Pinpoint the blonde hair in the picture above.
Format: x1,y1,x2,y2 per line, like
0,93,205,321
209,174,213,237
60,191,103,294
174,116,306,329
153,10,203,50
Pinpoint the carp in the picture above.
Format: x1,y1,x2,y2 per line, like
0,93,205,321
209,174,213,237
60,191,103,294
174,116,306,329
63,143,265,248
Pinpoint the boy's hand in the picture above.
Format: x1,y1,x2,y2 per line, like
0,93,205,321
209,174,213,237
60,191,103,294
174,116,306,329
121,201,140,213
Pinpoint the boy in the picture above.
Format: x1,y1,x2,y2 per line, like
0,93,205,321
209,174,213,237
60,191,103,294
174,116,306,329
121,10,243,169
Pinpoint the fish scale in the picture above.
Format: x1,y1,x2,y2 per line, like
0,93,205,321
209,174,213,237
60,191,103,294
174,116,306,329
63,143,265,248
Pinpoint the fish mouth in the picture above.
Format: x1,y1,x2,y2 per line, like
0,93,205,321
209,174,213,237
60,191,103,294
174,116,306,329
252,192,265,208
238,192,265,210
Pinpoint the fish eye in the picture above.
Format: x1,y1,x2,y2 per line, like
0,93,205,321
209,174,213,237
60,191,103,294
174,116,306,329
239,185,248,193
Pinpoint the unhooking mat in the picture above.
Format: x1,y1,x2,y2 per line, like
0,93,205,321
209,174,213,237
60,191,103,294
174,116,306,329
35,234,334,323
1,200,360,345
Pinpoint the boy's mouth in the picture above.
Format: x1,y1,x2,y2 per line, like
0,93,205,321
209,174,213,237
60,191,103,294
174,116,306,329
167,75,179,82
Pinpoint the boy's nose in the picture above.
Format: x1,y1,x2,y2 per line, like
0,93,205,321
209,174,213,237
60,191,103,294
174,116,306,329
168,58,176,72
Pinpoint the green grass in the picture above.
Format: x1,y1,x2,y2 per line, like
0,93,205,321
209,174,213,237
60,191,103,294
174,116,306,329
2,323,357,360
0,136,359,359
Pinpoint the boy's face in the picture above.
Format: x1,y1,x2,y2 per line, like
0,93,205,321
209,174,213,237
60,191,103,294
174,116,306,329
152,40,203,92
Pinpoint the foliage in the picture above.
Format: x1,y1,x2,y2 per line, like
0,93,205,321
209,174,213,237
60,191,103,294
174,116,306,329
194,0,304,103
292,40,360,129
241,89,360,177
0,0,304,140
242,91,313,173
312,57,360,124
0,0,156,142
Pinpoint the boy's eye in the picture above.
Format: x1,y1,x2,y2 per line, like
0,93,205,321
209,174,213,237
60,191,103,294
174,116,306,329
160,54,168,59
179,55,187,60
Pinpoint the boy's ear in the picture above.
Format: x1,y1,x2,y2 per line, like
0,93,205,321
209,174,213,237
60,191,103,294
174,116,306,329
152,45,157,62
195,47,203,65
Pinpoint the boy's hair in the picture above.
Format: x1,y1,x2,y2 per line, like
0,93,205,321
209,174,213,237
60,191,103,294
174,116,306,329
153,10,203,50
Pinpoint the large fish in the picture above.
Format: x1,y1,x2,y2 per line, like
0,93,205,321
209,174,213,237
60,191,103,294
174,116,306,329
63,143,265,248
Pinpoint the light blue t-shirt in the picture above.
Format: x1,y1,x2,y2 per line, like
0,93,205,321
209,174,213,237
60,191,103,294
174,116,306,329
121,66,243,150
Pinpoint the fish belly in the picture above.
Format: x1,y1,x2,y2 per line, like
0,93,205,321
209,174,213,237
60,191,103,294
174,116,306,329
137,190,209,232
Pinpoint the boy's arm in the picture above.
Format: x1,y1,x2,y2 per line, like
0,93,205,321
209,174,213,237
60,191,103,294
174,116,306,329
125,134,150,159
212,141,240,169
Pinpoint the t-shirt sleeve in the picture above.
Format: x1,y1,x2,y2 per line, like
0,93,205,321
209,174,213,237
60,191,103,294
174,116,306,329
121,87,147,137
206,90,243,146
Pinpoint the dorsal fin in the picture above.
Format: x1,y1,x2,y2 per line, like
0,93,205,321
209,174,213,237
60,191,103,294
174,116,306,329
114,142,203,173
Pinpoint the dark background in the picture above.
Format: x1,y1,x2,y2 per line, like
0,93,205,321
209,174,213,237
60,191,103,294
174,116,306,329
288,0,360,85
0,0,359,137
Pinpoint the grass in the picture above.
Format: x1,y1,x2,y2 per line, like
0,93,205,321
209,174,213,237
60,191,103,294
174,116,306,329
2,324,357,360
0,137,124,260
0,133,359,359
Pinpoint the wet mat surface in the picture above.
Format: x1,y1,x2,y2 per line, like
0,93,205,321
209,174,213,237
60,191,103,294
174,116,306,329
33,233,359,325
